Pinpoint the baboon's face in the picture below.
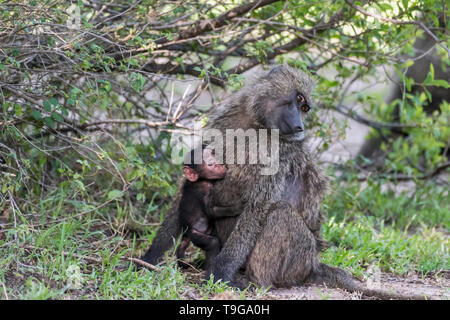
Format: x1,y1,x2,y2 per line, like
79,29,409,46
262,90,310,141
199,148,227,180
183,148,227,182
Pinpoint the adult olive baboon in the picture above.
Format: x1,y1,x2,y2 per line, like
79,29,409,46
140,65,424,299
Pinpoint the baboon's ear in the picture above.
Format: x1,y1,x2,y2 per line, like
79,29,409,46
183,166,199,182
268,65,283,77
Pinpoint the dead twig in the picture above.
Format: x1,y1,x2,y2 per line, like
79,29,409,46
129,257,160,271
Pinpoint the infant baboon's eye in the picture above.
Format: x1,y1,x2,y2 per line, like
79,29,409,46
301,105,310,113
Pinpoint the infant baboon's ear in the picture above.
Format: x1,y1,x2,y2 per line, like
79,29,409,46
183,166,199,182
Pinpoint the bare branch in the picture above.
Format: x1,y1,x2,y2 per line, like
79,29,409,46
177,0,281,40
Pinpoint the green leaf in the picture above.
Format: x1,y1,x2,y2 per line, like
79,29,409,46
429,79,449,88
43,100,52,112
31,110,42,120
44,117,55,129
49,97,59,106
376,3,393,11
433,127,440,138
61,107,69,116
401,0,408,9
14,104,22,116
51,112,64,122
404,76,414,92
107,190,123,200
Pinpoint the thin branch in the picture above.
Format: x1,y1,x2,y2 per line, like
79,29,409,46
333,103,418,132
356,161,450,181
177,0,281,40
345,0,449,55
226,7,350,75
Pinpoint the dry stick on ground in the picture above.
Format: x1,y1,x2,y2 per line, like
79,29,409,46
19,243,159,271
129,258,160,271
130,257,202,274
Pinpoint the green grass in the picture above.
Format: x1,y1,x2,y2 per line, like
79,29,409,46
0,171,448,299
321,174,449,279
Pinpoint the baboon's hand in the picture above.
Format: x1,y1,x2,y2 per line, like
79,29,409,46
205,265,250,290
205,254,235,284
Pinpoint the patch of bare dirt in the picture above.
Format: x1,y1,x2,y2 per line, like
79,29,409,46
264,273,450,300
181,268,449,300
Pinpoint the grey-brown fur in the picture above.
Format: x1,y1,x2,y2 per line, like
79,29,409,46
140,65,425,299
139,177,185,265
206,65,425,299
206,65,328,286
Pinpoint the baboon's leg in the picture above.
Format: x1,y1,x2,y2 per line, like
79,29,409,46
246,202,318,288
188,229,221,270
176,236,192,269
176,236,190,259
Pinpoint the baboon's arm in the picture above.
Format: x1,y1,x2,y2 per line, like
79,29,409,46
139,207,182,265
207,167,279,283
210,204,243,218
139,177,185,266
207,200,273,284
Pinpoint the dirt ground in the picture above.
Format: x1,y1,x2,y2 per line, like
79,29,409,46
4,262,449,300
263,273,449,300
186,270,449,300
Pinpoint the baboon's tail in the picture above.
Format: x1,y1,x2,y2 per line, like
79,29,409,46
306,263,427,300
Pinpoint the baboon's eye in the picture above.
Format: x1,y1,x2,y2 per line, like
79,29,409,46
301,105,310,113
297,94,305,104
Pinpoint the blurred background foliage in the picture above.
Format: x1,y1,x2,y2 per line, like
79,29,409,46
0,0,448,299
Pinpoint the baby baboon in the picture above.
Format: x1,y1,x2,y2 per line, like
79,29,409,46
139,146,241,268
141,65,424,299
176,146,240,269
